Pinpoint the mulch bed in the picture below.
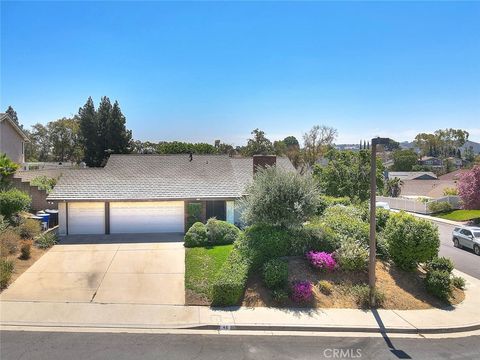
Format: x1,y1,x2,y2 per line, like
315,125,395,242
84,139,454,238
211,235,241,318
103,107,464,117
241,258,465,310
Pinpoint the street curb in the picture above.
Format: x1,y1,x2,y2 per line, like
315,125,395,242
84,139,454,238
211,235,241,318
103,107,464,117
3,321,480,335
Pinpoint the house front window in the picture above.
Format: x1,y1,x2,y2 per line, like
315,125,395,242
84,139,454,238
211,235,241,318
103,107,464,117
206,200,226,221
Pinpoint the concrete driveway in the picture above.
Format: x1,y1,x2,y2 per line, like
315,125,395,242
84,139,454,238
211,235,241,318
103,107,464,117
0,233,185,305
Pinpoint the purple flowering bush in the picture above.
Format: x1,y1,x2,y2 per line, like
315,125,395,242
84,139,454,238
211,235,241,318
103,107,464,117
291,281,313,303
306,251,337,271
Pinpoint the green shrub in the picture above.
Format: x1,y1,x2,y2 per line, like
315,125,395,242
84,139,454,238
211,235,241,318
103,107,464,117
240,166,320,228
335,238,369,271
0,258,14,289
425,257,454,274
452,275,466,290
19,242,31,260
262,258,288,289
17,218,42,239
316,195,351,215
376,208,391,232
376,233,389,260
30,176,57,193
206,218,241,245
384,212,440,271
211,247,251,306
184,222,209,247
428,201,452,214
271,288,289,304
425,270,452,300
0,229,21,257
318,280,333,295
186,202,202,230
290,223,339,255
241,224,292,268
35,231,58,249
351,284,385,308
320,205,370,247
0,189,31,219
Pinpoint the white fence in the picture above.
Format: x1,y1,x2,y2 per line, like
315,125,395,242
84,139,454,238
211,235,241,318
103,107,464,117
377,196,461,214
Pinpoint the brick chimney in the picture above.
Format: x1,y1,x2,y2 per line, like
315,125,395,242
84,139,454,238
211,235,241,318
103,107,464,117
253,155,276,174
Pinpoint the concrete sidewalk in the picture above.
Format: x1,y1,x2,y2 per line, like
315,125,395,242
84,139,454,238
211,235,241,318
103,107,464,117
1,269,479,334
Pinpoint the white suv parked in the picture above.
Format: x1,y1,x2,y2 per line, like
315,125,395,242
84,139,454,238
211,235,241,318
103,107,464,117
452,226,480,255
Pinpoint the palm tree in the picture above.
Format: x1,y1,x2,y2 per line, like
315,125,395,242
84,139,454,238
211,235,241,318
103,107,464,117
386,177,403,197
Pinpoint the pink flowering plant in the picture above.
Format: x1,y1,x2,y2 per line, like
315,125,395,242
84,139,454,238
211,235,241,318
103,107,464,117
291,281,313,303
306,251,337,272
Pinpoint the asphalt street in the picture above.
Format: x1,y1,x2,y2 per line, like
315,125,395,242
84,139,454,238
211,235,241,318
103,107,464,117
1,331,479,360
435,221,480,279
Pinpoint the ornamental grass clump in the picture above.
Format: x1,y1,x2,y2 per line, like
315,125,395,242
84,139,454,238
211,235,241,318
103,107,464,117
291,281,313,303
306,251,336,272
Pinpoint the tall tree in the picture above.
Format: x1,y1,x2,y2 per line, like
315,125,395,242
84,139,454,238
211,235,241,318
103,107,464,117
96,96,113,164
48,117,83,162
106,100,132,154
391,149,418,171
78,97,98,166
242,129,274,156
313,149,384,202
302,125,338,167
283,136,299,148
5,106,19,125
25,123,50,162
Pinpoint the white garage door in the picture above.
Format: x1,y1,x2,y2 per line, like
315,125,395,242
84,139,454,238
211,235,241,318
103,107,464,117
68,202,105,235
109,201,184,234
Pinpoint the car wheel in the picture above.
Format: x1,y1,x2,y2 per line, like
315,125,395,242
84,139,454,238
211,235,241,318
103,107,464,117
453,238,460,248
474,245,480,256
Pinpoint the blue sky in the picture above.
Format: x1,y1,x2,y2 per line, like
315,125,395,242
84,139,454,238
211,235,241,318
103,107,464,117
1,1,479,145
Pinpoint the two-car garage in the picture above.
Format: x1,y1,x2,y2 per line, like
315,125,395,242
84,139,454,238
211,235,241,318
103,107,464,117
59,201,185,235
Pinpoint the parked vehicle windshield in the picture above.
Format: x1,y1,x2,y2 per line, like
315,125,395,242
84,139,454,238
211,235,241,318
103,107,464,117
474,232,480,238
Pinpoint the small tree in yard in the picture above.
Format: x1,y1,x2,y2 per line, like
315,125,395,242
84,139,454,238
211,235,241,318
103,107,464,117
458,165,480,210
241,167,320,228
384,212,440,271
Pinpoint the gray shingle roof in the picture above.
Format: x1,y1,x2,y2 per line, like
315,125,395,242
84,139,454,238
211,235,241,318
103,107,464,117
47,154,295,201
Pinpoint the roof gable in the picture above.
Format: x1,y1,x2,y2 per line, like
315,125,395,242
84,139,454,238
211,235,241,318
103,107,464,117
0,113,30,141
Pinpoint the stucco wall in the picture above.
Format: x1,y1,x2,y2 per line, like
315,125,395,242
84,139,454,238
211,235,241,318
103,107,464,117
0,120,25,163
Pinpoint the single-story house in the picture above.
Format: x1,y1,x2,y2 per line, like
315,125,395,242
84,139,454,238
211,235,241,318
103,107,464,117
419,156,443,169
386,171,438,181
47,154,294,235
0,113,29,164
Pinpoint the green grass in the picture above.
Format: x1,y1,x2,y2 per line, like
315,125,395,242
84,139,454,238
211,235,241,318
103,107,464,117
185,244,233,300
434,209,480,221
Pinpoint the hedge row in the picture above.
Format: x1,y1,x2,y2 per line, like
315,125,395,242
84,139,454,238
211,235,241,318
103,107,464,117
211,245,252,306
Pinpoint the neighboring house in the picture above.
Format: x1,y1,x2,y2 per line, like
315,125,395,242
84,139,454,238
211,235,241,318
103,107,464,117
47,154,294,236
0,113,29,164
419,156,443,169
446,156,463,169
387,171,438,181
400,179,458,198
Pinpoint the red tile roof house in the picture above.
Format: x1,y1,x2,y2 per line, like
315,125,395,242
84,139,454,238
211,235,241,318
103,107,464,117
47,154,295,236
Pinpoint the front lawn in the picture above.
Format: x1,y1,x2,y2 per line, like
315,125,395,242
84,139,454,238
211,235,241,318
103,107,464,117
185,244,233,304
434,209,480,222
